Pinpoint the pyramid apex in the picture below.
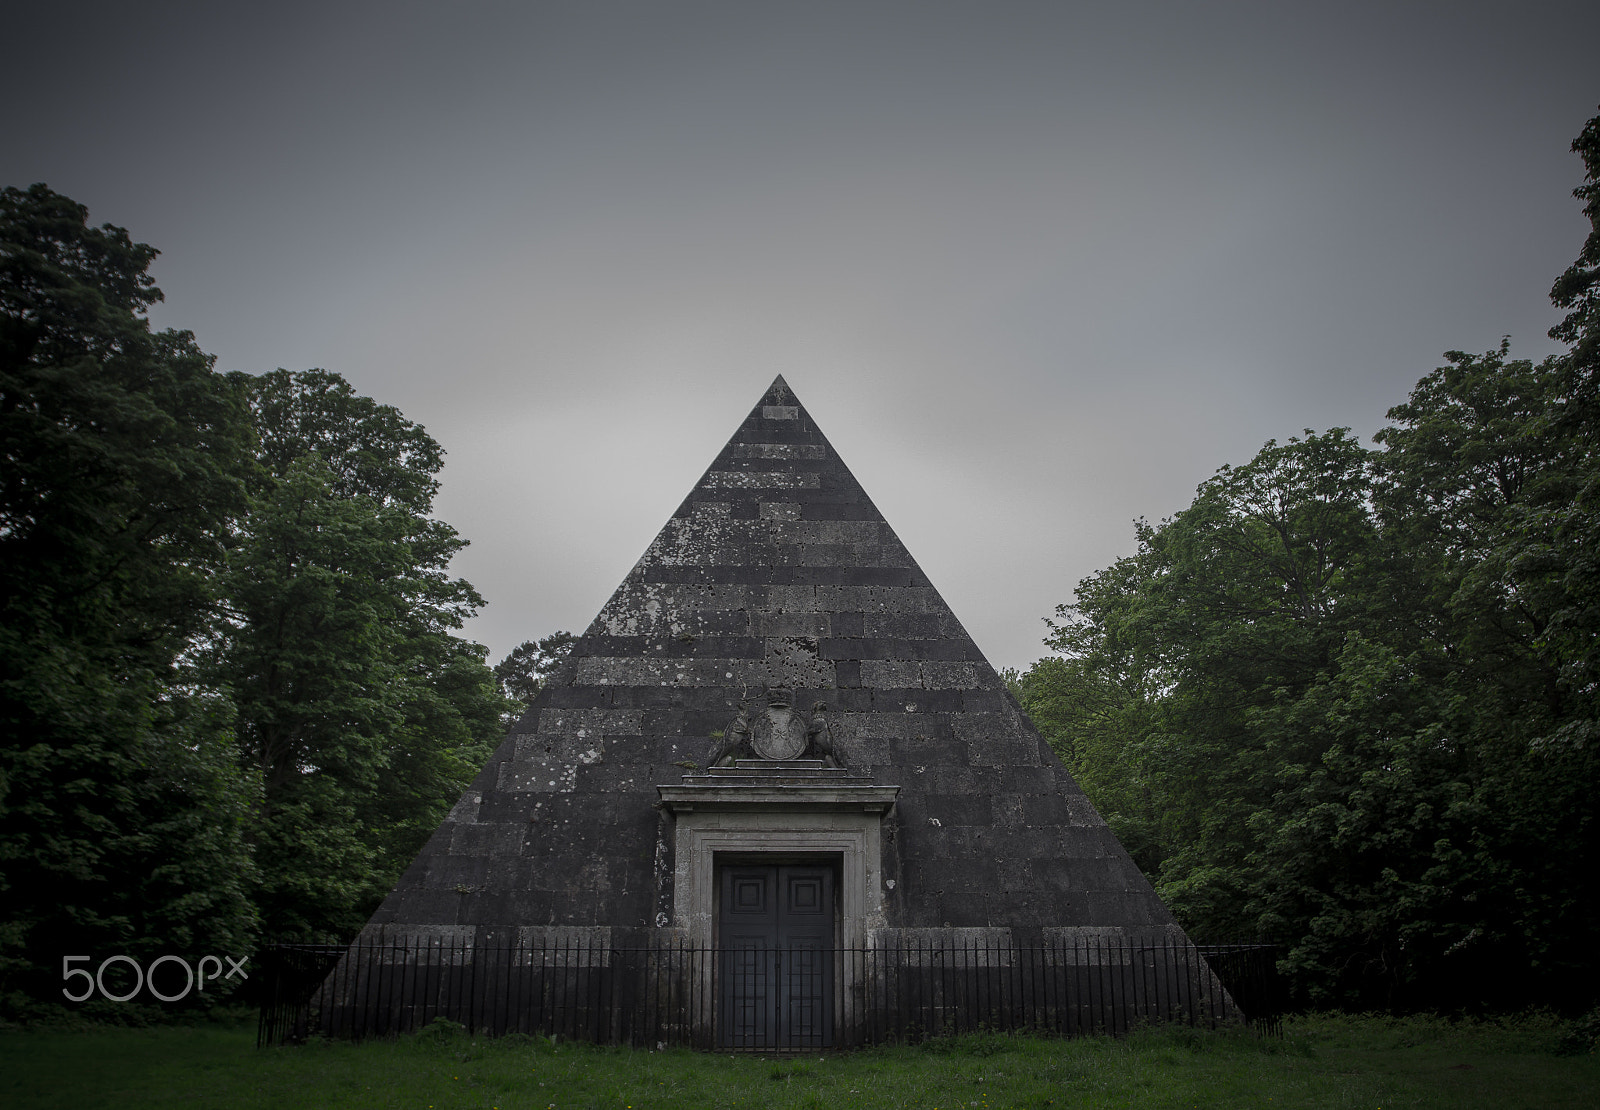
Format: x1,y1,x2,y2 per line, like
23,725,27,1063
763,374,794,404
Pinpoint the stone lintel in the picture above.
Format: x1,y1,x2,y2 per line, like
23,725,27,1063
656,783,900,814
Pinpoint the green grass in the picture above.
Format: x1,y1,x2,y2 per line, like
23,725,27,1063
1,1013,1595,1109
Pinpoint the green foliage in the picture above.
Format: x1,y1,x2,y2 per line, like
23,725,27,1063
493,631,576,718
1022,367,1600,1007
1550,108,1600,374
2,184,511,1005
0,184,258,1001
1017,109,1600,1010
412,1016,467,1045
213,369,510,941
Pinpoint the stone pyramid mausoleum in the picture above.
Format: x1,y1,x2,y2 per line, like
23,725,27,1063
364,377,1189,956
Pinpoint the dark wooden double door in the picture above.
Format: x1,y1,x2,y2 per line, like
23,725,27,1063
717,864,836,1048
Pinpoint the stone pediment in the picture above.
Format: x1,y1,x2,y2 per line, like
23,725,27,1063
658,759,899,813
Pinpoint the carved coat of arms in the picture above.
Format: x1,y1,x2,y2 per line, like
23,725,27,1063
708,688,843,767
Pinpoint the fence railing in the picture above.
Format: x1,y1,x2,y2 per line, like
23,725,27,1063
258,937,1281,1049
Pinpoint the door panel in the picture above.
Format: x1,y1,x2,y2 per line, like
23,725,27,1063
717,864,835,1048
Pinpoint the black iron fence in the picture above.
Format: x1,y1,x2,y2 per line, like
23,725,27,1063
259,937,1281,1049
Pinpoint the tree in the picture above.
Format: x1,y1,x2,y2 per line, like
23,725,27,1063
1021,416,1597,1007
1529,106,1600,744
1,185,513,992
0,185,258,1007
1373,342,1600,1004
1550,108,1600,387
494,632,576,717
213,369,509,941
1010,553,1171,879
1015,110,1600,1011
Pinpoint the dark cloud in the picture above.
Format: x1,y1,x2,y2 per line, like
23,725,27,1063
5,1,1597,669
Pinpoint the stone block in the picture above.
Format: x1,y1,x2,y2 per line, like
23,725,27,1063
922,661,982,688
874,688,964,713
917,765,976,793
839,730,888,766
449,823,526,858
572,764,650,795
749,611,832,638
425,854,491,890
492,857,546,892
967,731,1043,768
639,707,689,734
885,736,933,765
1083,891,1161,927
731,442,825,459
924,793,993,827
762,584,817,611
1011,827,1071,860
574,656,766,687
960,688,1009,712
779,543,850,566
705,469,820,490
991,794,1025,828
535,708,644,740
775,519,883,547
997,765,1060,795
851,712,916,740
598,734,653,763
1021,794,1071,826
1040,825,1104,862
474,798,533,827
858,566,924,586
796,500,882,521
862,612,956,639
605,685,688,709
910,638,978,661
1065,793,1107,827
984,825,1034,858
937,892,996,927
829,610,865,637
814,585,942,614
1028,857,1084,892
1006,893,1067,928
892,793,929,826
860,659,923,689
391,888,465,925
509,888,556,923
826,687,874,711
538,684,614,710
996,858,1033,891
556,731,607,765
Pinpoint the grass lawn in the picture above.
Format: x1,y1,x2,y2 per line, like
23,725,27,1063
1,1013,1594,1109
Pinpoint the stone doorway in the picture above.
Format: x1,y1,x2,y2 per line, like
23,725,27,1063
716,862,836,1048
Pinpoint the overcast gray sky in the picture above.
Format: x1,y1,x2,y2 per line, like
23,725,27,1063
5,2,1596,672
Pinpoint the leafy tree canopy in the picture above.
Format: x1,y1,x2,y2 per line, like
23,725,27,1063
0,184,259,1003
494,632,576,717
213,369,508,940
1014,107,1600,1012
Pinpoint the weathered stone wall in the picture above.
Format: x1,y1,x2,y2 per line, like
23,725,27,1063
364,377,1179,946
